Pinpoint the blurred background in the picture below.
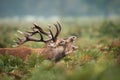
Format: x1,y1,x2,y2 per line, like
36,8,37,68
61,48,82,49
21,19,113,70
0,0,119,22
0,1,120,80
0,0,120,48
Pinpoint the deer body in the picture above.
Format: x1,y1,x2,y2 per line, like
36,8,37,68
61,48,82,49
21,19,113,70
0,47,32,60
0,44,76,62
0,47,54,60
0,22,77,62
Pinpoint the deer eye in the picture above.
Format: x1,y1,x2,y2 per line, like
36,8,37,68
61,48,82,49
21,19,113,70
59,40,66,45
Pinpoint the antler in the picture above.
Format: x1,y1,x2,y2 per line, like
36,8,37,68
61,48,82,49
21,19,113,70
16,22,61,46
53,22,61,42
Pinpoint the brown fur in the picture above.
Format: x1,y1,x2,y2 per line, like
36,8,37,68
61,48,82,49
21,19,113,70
0,36,77,62
0,47,32,60
0,22,77,62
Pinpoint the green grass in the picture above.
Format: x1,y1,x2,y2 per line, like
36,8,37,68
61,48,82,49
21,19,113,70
0,18,120,80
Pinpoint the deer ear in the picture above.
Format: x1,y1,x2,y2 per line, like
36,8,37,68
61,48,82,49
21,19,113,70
59,40,67,45
67,36,77,42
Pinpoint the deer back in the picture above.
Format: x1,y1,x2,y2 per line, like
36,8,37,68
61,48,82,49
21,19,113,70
0,47,32,60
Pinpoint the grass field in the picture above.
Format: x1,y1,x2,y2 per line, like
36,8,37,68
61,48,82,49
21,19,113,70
0,17,120,80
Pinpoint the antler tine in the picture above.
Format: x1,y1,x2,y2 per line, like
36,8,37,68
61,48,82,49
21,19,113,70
16,22,62,46
16,33,46,45
26,31,38,36
17,37,22,42
16,37,27,45
33,24,49,36
16,30,39,45
48,25,56,42
16,29,51,45
53,22,62,41
57,22,62,31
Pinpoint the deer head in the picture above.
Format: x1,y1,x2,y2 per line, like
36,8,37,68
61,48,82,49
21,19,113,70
16,22,78,62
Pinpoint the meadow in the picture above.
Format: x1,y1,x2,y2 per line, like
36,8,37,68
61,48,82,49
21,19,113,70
0,17,120,80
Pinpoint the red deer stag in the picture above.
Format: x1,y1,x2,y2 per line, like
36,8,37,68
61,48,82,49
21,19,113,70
0,22,77,62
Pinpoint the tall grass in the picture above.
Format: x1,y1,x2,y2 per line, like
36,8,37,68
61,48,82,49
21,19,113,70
0,18,120,80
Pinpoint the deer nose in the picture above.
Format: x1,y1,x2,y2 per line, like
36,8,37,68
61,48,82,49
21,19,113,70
72,46,78,50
